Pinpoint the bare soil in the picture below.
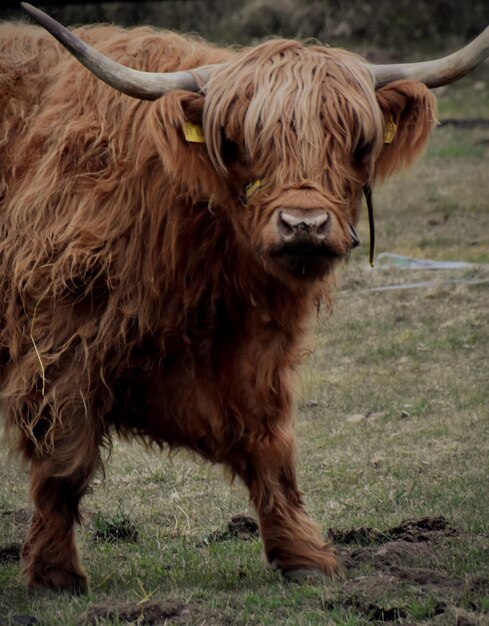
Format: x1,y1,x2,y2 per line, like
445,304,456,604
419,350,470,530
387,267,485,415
201,513,260,545
2,509,488,625
0,508,28,563
80,600,229,625
329,517,489,625
0,543,20,564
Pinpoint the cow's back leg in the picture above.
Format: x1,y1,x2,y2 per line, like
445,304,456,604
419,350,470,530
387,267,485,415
230,429,340,579
22,445,100,593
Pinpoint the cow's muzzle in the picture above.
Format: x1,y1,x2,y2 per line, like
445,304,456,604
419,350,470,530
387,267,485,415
270,207,349,278
277,208,331,247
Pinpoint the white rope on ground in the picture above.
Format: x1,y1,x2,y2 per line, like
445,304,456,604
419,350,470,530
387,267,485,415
361,277,489,293
341,254,489,294
375,253,489,271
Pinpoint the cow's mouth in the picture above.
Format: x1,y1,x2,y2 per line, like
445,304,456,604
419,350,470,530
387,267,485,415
271,243,343,277
275,244,341,259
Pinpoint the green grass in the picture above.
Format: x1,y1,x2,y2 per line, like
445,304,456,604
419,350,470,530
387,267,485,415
1,78,488,626
433,65,489,119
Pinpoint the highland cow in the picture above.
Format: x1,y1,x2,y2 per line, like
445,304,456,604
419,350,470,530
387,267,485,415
0,3,487,593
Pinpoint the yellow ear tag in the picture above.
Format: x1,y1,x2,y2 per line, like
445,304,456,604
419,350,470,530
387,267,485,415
184,122,205,143
245,179,263,200
383,114,397,144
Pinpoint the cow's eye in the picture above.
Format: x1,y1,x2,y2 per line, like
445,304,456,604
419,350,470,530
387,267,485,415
221,139,240,164
353,140,374,165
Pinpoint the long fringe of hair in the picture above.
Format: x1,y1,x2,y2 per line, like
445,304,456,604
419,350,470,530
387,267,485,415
204,39,384,197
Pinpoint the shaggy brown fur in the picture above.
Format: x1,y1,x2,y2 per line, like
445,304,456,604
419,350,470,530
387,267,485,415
0,22,436,592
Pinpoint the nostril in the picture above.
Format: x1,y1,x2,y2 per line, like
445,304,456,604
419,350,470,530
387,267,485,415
314,213,330,237
278,211,296,238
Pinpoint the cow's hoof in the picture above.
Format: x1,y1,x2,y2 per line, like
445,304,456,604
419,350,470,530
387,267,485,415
282,568,328,583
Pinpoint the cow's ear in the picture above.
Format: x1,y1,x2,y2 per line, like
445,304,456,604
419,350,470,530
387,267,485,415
180,92,205,127
374,80,437,180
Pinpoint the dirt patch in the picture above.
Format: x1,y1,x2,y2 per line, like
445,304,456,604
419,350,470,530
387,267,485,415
387,516,457,541
429,606,489,626
228,514,259,539
0,542,21,563
329,525,387,545
335,576,412,622
344,538,435,569
201,514,259,545
0,617,39,626
325,569,486,625
90,511,139,544
0,508,31,527
80,600,227,625
329,516,455,546
326,517,489,625
0,510,26,569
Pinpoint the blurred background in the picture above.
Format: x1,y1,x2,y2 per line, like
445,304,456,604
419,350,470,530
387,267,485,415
1,1,488,55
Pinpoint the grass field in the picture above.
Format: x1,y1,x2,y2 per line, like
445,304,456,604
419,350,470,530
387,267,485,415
1,71,488,625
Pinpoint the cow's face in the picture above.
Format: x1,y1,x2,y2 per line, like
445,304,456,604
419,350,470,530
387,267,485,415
201,41,436,283
232,182,358,282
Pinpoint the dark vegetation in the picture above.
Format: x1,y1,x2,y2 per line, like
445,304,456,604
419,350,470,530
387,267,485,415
1,0,488,53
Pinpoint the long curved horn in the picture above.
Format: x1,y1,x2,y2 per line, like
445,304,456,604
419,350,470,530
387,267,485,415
370,27,489,88
21,3,216,100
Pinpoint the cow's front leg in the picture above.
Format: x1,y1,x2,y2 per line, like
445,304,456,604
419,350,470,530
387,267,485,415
230,430,340,580
22,452,99,594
